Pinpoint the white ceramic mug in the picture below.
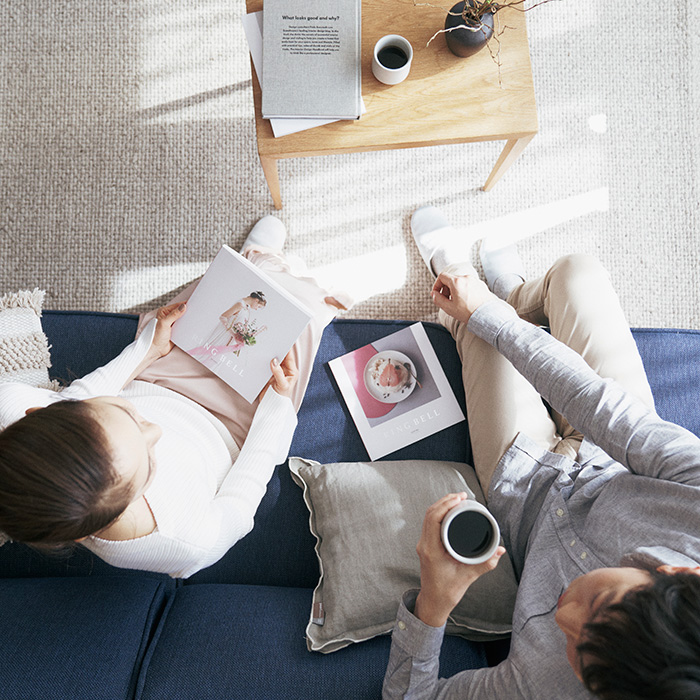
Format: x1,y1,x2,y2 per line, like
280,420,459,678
371,35,413,85
440,499,500,565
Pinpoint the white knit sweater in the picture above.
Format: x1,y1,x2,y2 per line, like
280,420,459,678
0,320,297,578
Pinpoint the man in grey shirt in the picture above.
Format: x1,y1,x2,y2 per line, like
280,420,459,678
383,207,700,699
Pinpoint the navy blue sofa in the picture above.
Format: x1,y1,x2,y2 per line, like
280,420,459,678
1,312,699,700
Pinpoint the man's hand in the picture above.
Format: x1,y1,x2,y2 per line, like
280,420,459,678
414,493,506,628
431,273,496,325
149,302,188,359
259,351,299,400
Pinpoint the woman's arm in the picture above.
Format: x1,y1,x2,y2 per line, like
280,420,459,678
61,303,187,399
177,354,300,576
219,301,244,328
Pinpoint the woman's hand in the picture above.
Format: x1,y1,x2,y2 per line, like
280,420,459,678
260,351,299,400
414,493,505,628
122,302,188,387
150,302,188,359
431,273,496,325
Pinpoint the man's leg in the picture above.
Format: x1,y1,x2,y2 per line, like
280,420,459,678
411,207,562,495
438,265,561,495
497,253,655,458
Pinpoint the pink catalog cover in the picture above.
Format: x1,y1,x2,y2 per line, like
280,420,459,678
329,322,465,460
171,245,313,403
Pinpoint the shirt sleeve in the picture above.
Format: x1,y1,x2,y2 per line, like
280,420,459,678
59,320,157,400
468,301,700,486
383,590,450,700
0,320,157,429
383,591,525,700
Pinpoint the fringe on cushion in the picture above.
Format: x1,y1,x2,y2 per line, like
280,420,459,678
0,288,46,316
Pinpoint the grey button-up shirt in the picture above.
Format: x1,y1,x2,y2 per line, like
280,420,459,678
383,301,700,699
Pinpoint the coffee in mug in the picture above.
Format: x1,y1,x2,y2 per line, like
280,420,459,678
377,46,408,69
441,500,500,565
371,35,413,85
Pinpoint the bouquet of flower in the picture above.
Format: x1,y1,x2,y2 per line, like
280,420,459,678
230,319,266,356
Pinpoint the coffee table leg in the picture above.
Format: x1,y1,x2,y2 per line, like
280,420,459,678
260,155,283,210
482,134,536,192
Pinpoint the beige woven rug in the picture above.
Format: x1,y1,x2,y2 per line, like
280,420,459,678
1,1,698,329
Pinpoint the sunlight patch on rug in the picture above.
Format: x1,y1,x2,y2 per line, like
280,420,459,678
309,246,408,305
477,188,610,251
111,262,209,310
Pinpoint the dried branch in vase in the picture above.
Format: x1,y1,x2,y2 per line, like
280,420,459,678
415,0,560,84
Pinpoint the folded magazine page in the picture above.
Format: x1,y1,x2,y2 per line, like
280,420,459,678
329,323,465,460
171,245,313,403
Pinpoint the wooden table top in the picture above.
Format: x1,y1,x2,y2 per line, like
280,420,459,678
247,0,538,159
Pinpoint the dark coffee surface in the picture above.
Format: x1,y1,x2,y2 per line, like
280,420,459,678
377,46,408,69
447,511,492,557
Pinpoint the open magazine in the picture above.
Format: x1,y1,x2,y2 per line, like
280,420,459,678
171,245,313,403
329,323,465,460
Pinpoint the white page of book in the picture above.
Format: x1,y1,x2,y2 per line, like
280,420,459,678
171,245,313,403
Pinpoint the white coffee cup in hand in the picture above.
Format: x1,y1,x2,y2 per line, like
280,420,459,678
440,499,501,565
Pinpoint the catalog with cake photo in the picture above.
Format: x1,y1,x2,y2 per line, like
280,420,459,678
329,323,465,460
171,245,313,403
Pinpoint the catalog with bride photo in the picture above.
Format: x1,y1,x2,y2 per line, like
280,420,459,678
329,322,465,460
171,245,313,403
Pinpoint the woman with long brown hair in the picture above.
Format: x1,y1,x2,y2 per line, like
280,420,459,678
0,216,349,577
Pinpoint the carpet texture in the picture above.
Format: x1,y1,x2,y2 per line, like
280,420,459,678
1,0,698,329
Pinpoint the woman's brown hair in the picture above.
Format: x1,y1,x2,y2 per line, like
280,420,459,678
0,400,133,546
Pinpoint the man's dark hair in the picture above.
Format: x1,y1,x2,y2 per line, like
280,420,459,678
0,400,133,546
578,570,700,699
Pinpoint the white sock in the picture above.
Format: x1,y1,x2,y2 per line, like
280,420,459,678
411,207,476,276
479,241,525,300
241,215,287,254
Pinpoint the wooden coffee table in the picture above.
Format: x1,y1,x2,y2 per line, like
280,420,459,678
247,0,538,209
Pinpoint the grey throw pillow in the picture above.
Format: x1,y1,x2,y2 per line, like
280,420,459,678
289,457,518,653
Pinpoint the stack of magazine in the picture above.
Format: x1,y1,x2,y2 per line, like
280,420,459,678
242,0,363,136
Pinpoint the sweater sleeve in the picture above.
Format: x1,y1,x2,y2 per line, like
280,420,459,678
177,388,297,577
0,321,157,428
468,301,700,486
59,320,157,400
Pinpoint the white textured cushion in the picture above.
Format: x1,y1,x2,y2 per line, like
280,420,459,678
0,289,53,389
289,457,518,653
0,289,54,546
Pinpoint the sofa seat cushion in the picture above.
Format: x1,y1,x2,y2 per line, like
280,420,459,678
186,463,319,588
0,576,172,700
138,584,488,700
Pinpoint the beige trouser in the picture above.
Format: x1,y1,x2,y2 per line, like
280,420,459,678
440,254,656,496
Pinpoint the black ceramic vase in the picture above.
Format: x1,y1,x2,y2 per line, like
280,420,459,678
444,1,494,58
